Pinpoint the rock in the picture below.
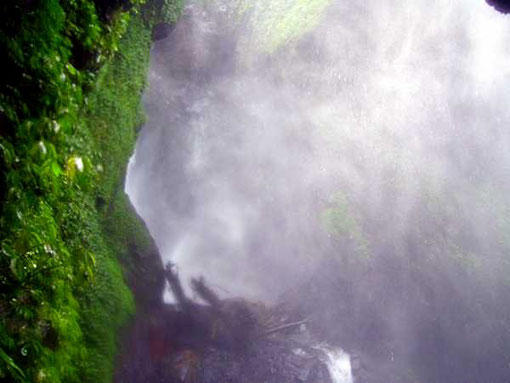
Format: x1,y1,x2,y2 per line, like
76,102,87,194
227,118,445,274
152,23,176,41
486,0,510,14
115,269,340,383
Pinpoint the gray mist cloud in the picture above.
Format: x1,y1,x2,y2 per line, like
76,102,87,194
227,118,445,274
126,0,510,310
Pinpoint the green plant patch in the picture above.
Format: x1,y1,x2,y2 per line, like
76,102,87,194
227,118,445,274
0,0,183,382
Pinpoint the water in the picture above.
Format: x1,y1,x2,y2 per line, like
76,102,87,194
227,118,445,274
316,345,353,383
126,2,510,380
126,0,510,302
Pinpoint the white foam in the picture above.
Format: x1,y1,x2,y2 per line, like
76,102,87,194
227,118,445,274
316,345,353,383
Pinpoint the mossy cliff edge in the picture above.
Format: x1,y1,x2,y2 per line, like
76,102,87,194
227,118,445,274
0,1,182,382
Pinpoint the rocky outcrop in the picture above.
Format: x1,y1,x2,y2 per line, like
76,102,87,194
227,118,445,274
486,0,510,13
114,265,338,383
152,22,176,41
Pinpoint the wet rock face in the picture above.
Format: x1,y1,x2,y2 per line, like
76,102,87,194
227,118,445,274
152,23,176,41
201,339,332,383
114,301,336,383
115,264,338,382
93,0,133,21
486,0,510,13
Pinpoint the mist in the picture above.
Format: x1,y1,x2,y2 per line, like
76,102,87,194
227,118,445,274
126,0,510,381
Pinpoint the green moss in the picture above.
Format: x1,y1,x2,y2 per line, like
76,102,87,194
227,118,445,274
203,0,331,52
85,14,153,208
320,192,370,262
152,0,185,24
251,0,331,52
105,190,153,261
0,1,182,382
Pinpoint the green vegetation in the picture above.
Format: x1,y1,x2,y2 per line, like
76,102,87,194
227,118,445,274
153,0,185,24
251,0,331,51
322,178,510,274
205,0,331,52
0,0,182,382
320,191,370,262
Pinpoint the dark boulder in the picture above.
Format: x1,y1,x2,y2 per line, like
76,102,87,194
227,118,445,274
114,266,339,383
93,0,134,21
152,22,176,41
486,0,510,13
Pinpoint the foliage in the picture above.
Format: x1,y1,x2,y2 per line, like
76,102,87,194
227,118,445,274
203,0,331,52
150,0,185,24
0,0,182,382
84,13,153,210
320,191,370,262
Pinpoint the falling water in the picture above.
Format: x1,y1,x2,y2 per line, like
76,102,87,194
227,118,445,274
126,0,510,380
316,345,353,383
126,0,510,301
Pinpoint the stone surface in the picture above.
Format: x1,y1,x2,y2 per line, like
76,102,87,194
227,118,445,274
486,0,510,13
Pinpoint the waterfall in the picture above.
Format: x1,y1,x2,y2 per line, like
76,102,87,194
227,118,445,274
316,345,353,383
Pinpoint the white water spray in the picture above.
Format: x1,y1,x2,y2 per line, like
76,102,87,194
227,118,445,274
316,345,353,383
127,0,510,301
125,0,510,381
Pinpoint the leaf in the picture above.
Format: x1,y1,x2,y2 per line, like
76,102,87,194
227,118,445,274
51,161,62,177
65,63,77,76
65,157,77,179
0,142,14,166
9,257,18,279
0,347,25,379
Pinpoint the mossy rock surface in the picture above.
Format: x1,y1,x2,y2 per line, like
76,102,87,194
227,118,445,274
0,1,182,382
